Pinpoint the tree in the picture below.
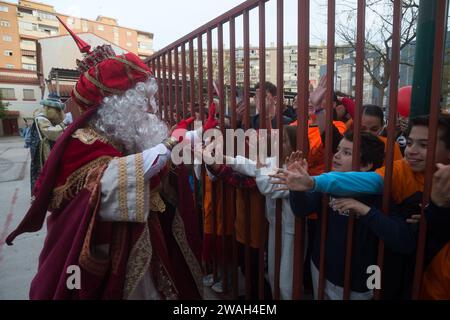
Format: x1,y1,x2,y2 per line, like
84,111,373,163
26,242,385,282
336,0,419,107
0,92,9,119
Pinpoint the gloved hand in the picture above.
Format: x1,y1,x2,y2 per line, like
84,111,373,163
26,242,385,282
175,117,195,131
204,103,219,131
63,112,73,125
171,117,196,142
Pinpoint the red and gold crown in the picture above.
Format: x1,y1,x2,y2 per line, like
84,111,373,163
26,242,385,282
57,16,152,112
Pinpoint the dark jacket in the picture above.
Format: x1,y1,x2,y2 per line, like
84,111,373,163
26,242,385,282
290,190,417,293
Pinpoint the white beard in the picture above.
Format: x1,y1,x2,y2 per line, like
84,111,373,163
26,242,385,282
88,79,169,155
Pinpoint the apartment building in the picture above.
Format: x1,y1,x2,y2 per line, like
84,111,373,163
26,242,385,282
0,0,154,72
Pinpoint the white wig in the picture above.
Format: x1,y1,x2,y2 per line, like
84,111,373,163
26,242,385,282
89,77,169,154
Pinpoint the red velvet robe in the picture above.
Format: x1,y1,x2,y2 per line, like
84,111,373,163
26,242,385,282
7,110,202,300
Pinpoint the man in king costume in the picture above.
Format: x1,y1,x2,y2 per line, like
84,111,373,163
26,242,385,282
6,19,203,300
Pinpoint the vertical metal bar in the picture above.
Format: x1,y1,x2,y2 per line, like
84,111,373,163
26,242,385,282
318,0,335,300
374,0,402,301
229,16,240,300
207,29,214,104
206,28,218,283
410,1,441,118
151,59,156,78
198,35,204,121
217,23,229,294
156,56,163,118
258,0,267,300
175,47,181,123
182,44,188,118
274,0,284,301
412,0,448,299
189,39,196,117
343,0,365,301
293,0,309,300
243,9,252,300
167,50,174,126
162,53,168,122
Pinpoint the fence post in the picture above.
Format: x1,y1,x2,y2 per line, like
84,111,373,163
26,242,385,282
410,0,446,118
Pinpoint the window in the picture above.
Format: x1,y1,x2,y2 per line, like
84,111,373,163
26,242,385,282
4,50,13,56
126,31,132,36
3,35,12,42
22,63,36,71
37,11,57,21
19,21,38,31
21,39,36,47
67,18,74,25
23,89,35,100
97,25,104,31
0,20,10,27
0,88,15,99
18,8,32,15
126,42,132,47
0,6,9,12
138,42,152,50
5,64,14,69
38,24,58,35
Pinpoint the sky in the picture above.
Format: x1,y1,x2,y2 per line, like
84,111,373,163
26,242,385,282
10,0,335,51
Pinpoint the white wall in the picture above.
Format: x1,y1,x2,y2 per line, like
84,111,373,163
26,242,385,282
0,83,42,127
39,33,129,81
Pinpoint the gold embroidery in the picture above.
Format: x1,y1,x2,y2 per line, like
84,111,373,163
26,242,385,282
172,210,204,298
152,255,178,300
150,191,166,213
110,56,152,75
135,154,146,222
118,157,129,221
72,128,110,145
123,226,152,299
79,205,109,276
149,214,179,299
84,71,124,95
73,86,94,106
51,156,112,210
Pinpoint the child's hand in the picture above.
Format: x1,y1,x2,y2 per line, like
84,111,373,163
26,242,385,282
330,198,371,217
269,163,314,192
406,214,421,224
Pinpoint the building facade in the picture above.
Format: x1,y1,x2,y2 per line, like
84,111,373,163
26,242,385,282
0,0,154,73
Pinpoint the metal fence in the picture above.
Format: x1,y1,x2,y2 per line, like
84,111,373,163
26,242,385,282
146,0,448,300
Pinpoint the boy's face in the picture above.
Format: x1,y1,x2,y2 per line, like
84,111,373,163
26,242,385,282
332,138,354,172
332,138,373,172
406,125,450,173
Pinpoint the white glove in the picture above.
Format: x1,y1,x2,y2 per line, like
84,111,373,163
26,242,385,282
63,112,73,125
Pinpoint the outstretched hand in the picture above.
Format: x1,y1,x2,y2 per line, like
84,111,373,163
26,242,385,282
309,75,327,108
286,151,307,172
269,157,314,192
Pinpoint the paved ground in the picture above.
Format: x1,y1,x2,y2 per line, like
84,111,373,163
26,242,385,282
0,137,45,300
